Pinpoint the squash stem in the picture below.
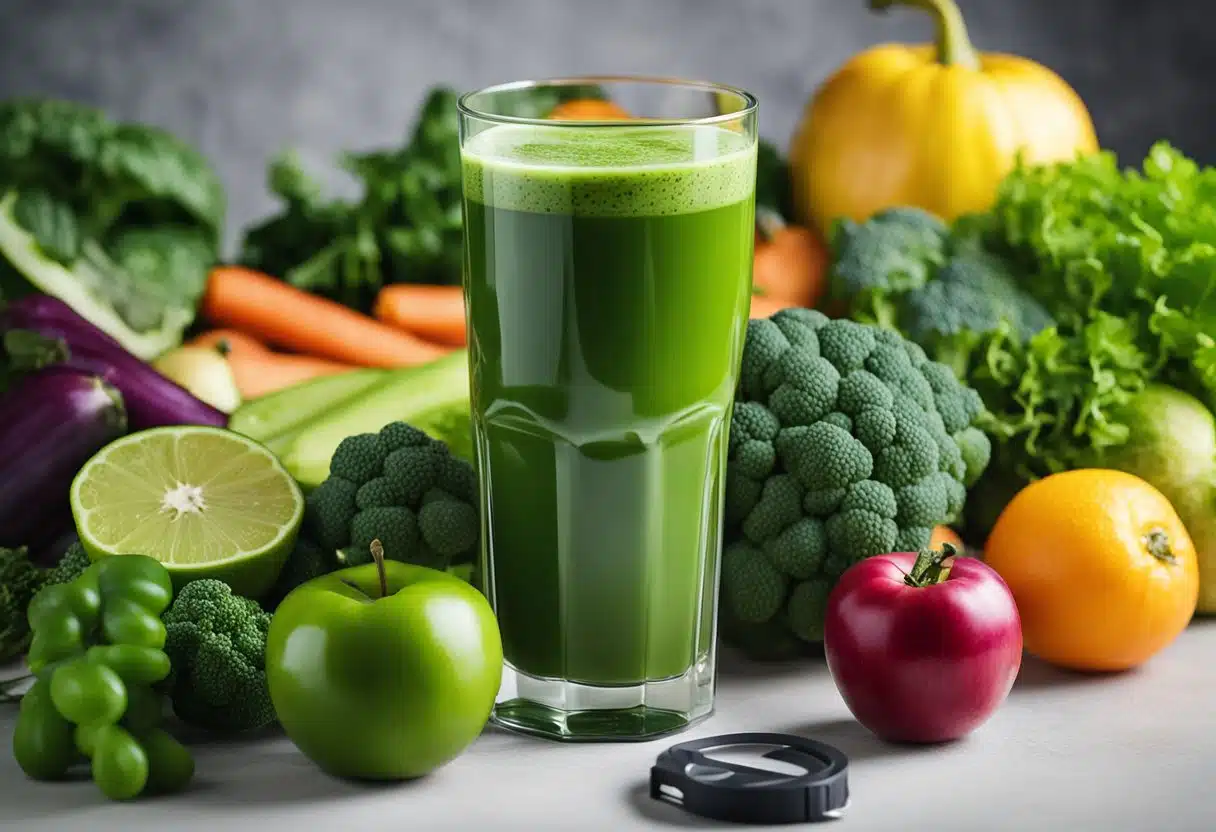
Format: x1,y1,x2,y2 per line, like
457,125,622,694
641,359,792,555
869,0,980,70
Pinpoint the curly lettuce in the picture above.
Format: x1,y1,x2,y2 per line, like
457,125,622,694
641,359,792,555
967,143,1216,482
825,143,1216,536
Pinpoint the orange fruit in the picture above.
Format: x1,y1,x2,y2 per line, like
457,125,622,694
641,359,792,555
984,469,1199,672
547,99,633,121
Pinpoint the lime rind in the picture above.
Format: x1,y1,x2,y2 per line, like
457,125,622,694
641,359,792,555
70,426,305,573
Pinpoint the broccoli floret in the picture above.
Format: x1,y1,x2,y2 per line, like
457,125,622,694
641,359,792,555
0,547,46,662
897,245,1054,377
302,422,480,573
0,542,93,661
721,309,990,655
828,207,950,328
828,212,1053,380
162,579,275,733
720,542,787,624
45,542,93,586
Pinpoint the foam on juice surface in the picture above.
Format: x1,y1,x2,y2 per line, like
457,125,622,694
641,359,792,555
461,123,756,217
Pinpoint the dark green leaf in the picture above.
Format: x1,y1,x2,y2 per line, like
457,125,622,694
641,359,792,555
0,99,108,193
267,150,326,208
106,225,214,309
239,84,471,309
284,238,348,293
98,124,226,235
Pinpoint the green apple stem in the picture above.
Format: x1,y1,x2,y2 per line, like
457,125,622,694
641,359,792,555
370,538,388,598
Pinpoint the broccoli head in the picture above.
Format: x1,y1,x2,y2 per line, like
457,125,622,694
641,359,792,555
721,308,990,652
304,422,479,570
827,208,1052,380
0,542,92,661
827,207,950,328
896,243,1054,377
162,579,275,733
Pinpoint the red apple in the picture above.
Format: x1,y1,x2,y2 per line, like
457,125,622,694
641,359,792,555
823,544,1022,744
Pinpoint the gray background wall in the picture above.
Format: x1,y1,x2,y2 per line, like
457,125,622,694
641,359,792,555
1,0,1208,245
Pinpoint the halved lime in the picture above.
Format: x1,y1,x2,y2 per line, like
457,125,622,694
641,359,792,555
70,426,305,598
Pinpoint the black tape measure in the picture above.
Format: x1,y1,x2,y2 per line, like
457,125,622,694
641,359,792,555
650,732,849,825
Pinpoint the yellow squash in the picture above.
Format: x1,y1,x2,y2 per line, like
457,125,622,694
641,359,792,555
790,0,1098,236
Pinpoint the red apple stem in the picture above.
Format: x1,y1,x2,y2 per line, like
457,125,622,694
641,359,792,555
905,542,957,588
369,538,388,599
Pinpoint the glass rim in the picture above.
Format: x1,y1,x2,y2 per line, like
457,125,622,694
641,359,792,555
457,75,759,128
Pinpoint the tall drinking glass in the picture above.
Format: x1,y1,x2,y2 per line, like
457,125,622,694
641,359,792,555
459,77,758,742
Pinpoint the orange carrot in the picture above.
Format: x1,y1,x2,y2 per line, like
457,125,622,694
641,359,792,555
189,328,356,399
202,267,452,368
229,352,357,400
373,284,467,347
189,329,270,359
752,212,830,309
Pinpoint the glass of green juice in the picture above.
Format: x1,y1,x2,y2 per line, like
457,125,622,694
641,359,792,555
458,77,758,742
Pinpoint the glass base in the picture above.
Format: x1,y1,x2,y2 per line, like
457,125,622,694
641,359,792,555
492,660,715,743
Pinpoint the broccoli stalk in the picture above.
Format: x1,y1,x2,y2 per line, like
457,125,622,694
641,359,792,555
721,308,991,655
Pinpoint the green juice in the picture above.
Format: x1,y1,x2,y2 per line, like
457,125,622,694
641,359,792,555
461,123,756,687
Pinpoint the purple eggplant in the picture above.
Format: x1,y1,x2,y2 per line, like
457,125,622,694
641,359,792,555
0,368,127,550
50,337,226,429
0,294,126,354
1,295,227,429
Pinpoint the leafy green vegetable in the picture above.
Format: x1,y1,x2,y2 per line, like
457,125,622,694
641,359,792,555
0,99,223,359
239,88,462,311
827,143,1216,538
966,143,1216,480
241,84,602,311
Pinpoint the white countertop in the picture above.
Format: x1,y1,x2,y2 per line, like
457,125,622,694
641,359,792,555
4,621,1216,832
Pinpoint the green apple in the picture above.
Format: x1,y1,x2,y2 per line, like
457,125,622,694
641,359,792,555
265,541,503,780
